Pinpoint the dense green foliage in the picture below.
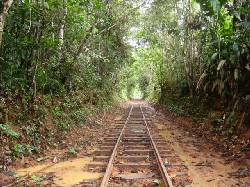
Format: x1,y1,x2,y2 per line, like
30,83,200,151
0,0,133,99
127,0,249,119
123,0,250,143
130,0,249,99
0,0,138,158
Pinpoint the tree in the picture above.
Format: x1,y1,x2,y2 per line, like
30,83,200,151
126,0,249,104
0,0,13,46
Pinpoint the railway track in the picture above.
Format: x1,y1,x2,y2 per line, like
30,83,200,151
83,102,191,187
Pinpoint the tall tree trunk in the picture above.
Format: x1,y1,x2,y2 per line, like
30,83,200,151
190,0,194,98
184,0,194,98
198,5,204,75
32,25,43,101
59,0,67,46
0,0,13,46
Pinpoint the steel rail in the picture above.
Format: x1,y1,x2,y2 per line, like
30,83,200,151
100,105,134,187
139,104,174,187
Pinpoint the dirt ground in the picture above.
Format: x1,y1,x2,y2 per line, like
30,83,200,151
151,104,250,187
1,100,249,186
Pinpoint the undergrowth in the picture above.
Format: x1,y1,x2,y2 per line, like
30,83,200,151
0,90,118,164
155,91,250,155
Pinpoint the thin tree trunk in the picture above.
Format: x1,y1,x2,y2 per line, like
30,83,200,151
52,17,54,41
59,0,67,47
0,0,13,46
184,0,194,98
32,18,43,101
189,0,194,98
198,5,204,75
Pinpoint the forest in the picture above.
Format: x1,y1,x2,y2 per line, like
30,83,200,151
0,0,249,185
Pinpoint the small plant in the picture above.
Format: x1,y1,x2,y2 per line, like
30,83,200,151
36,157,46,162
52,106,62,117
58,120,71,130
227,114,237,124
0,123,19,139
212,118,223,126
12,144,24,158
153,179,161,185
5,129,19,139
225,125,237,138
30,175,43,184
13,174,25,181
68,147,77,155
71,110,86,123
220,137,227,142
26,145,40,155
0,123,7,130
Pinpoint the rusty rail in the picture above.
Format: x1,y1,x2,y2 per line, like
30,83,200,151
100,105,133,187
100,103,173,187
140,104,173,187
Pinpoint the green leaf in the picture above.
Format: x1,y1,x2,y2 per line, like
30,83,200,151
211,52,218,61
68,147,77,155
210,0,220,13
93,1,104,10
93,27,99,34
13,144,24,154
233,43,239,53
24,0,30,5
233,11,241,21
245,22,250,29
32,21,42,27
0,123,7,130
153,179,161,185
6,129,19,138
234,69,238,80
30,176,43,183
223,19,230,29
36,157,46,162
13,174,20,179
217,60,226,71
43,2,50,9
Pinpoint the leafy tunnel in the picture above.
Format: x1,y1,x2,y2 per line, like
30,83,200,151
0,0,249,171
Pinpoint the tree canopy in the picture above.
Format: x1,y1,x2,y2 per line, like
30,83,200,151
0,0,249,145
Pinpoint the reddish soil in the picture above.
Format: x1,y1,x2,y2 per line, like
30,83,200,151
1,100,249,186
152,103,250,187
